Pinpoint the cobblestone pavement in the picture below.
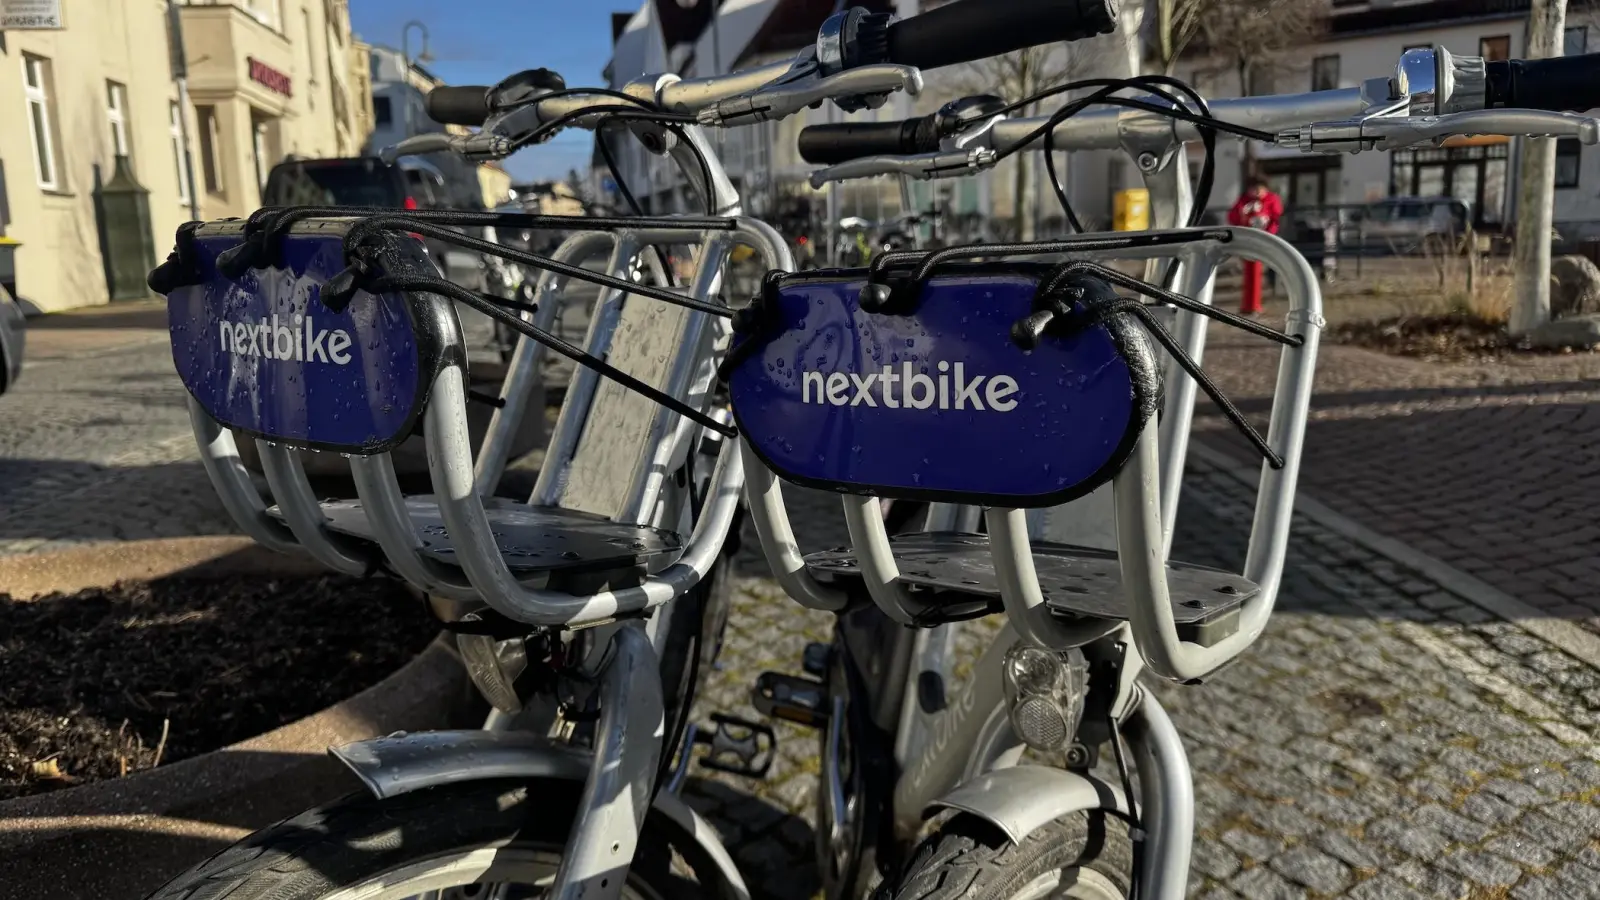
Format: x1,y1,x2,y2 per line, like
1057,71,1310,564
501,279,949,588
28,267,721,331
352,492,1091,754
0,321,234,556
683,456,1600,900
1196,309,1600,632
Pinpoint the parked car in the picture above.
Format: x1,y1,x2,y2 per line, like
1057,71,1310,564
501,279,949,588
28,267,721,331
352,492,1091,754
1346,196,1472,253
244,156,544,479
0,282,24,396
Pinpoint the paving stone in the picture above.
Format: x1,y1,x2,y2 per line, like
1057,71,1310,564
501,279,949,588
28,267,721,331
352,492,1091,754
1346,874,1429,900
1460,791,1525,827
1222,829,1285,862
1314,829,1391,870
1366,817,1451,859
1230,866,1308,900
1192,840,1243,881
1269,845,1352,894
1437,848,1525,887
1485,832,1558,870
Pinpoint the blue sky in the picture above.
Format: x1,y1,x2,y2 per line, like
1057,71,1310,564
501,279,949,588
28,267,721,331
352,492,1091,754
350,1,627,182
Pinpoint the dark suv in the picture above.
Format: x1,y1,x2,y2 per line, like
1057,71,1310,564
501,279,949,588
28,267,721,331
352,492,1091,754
251,156,543,478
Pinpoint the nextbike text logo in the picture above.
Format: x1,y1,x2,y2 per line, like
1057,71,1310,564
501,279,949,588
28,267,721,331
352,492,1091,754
220,315,353,365
801,362,1019,412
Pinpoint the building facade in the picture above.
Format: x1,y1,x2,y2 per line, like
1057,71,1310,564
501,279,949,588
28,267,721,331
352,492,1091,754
600,0,1594,240
0,0,372,313
1172,0,1596,234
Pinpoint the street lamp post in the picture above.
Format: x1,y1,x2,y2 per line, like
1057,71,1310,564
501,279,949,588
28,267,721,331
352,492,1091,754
400,20,433,138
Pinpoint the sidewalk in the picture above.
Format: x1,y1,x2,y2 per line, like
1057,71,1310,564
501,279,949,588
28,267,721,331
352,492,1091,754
19,298,171,364
1196,309,1600,634
688,457,1600,900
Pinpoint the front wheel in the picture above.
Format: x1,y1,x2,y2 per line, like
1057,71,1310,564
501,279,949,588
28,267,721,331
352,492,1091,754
884,812,1132,900
145,779,730,900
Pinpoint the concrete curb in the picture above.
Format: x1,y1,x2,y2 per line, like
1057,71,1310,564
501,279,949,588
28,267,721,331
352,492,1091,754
1190,440,1600,670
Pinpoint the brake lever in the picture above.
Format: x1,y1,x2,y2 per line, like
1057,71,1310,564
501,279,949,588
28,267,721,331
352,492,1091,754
697,64,923,127
807,148,996,189
380,131,513,164
1277,108,1600,152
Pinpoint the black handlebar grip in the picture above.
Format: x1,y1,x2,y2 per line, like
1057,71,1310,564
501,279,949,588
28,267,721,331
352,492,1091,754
885,0,1118,72
424,86,493,127
797,116,942,165
1486,53,1600,113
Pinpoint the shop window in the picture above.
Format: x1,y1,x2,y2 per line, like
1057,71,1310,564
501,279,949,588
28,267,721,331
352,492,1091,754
1566,26,1588,57
1556,138,1582,189
22,54,60,190
1480,36,1511,61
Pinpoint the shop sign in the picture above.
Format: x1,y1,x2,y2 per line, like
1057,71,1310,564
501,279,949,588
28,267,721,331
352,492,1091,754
248,57,292,97
1,0,64,29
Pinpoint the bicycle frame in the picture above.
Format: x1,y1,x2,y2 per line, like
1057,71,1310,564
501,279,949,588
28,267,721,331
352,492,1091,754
740,219,1321,899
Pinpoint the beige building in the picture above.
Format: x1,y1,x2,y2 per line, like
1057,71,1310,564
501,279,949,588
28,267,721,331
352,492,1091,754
0,0,373,313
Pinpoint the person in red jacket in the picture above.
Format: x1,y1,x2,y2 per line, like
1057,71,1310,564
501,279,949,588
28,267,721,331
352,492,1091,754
1227,177,1284,315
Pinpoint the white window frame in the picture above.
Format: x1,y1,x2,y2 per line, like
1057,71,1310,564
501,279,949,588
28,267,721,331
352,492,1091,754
198,105,225,195
107,81,130,159
252,117,270,193
23,55,58,190
171,101,192,204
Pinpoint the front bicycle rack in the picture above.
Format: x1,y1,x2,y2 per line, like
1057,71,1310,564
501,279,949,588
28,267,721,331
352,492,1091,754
151,206,793,620
725,226,1322,683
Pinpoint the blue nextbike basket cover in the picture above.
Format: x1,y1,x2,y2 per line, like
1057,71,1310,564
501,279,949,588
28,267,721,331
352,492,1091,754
726,269,1161,507
165,222,459,455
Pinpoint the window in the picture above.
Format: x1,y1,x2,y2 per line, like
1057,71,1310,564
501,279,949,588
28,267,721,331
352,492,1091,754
303,8,317,110
1311,55,1340,92
106,81,130,160
1556,138,1582,188
22,55,58,190
1480,36,1511,61
198,106,224,194
170,101,192,204
252,116,271,192
1247,65,1274,96
373,95,392,127
1566,26,1588,57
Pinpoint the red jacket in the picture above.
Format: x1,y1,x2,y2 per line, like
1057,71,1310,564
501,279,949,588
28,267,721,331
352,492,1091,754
1228,191,1284,234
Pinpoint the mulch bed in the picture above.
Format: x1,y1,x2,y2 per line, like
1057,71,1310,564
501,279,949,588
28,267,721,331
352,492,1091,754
0,573,437,799
1328,313,1595,362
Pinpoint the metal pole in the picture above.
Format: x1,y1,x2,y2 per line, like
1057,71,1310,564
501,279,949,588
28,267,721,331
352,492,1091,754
167,0,200,221
401,21,429,139
1510,0,1568,335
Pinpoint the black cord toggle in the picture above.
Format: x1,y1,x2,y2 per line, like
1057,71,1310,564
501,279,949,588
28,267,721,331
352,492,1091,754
717,271,786,384
1018,262,1293,470
320,251,377,313
146,220,207,295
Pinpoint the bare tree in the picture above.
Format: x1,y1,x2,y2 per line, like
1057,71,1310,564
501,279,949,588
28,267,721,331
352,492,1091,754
1174,0,1330,180
1153,0,1210,76
948,38,1119,240
1510,0,1570,336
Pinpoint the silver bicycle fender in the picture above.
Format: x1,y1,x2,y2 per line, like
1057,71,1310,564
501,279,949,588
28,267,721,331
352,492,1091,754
924,764,1131,846
330,730,751,900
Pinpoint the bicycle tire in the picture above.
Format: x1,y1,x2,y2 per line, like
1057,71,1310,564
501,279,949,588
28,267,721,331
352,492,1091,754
884,812,1132,900
144,779,727,900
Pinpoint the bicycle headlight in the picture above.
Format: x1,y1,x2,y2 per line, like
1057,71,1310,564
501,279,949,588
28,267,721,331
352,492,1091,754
1002,643,1088,753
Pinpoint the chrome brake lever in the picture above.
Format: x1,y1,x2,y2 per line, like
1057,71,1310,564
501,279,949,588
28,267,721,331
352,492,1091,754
807,148,996,189
1277,109,1600,153
380,131,512,164
697,64,923,127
